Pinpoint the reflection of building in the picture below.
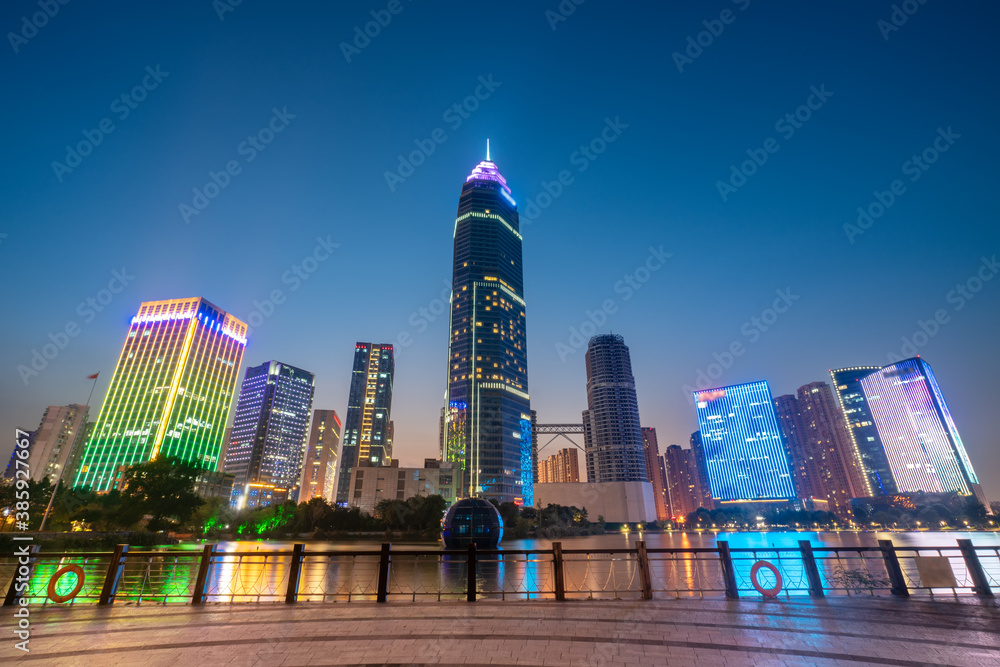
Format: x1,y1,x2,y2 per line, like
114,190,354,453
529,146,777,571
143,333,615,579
774,382,868,517
225,360,315,508
336,343,394,505
693,381,796,503
444,147,531,504
641,428,669,521
831,366,895,495
583,334,646,483
860,358,987,505
76,298,247,491
26,405,89,484
534,481,657,523
347,459,457,513
538,448,580,483
299,409,341,504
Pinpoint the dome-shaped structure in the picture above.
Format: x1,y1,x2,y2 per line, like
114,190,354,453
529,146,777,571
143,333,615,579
441,498,503,549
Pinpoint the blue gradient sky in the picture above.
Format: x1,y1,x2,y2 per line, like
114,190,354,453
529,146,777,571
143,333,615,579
2,1,999,500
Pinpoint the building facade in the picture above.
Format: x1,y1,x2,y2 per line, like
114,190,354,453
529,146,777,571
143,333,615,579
693,381,796,503
26,405,89,484
75,298,247,491
831,366,895,495
582,334,646,483
336,343,394,505
689,431,715,510
538,447,581,484
224,360,315,508
662,445,705,520
860,357,986,505
641,427,669,521
299,409,341,504
347,460,458,513
443,148,531,505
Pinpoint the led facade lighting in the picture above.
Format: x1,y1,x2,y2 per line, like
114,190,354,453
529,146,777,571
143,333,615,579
860,357,985,503
693,381,796,502
830,366,895,495
75,298,247,491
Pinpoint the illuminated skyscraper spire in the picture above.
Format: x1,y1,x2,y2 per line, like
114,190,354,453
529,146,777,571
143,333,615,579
486,138,490,161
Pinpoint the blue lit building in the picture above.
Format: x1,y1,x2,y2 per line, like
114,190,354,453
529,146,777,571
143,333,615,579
693,381,796,502
444,144,531,504
830,366,896,496
224,360,315,508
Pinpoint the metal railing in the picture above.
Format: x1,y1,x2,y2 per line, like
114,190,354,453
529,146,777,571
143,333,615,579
3,538,996,606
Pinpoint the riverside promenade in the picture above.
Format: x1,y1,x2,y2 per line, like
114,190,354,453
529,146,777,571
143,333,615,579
6,596,1000,666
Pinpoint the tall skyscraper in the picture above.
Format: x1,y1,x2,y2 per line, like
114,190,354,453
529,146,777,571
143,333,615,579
689,431,715,510
860,357,986,505
641,427,669,521
830,366,895,495
693,381,796,503
582,334,646,482
298,409,341,504
75,298,247,491
336,343,394,505
443,146,531,504
662,445,704,520
225,360,315,507
27,405,89,484
775,382,868,517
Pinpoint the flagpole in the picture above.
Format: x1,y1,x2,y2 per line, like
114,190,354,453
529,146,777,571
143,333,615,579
39,373,99,532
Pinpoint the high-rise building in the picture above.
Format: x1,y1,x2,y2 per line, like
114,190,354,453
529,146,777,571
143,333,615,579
662,445,705,520
299,409,341,504
641,427,669,521
336,343,394,505
689,431,715,510
830,366,895,495
775,382,868,517
860,357,987,505
583,334,646,483
538,447,580,483
443,146,532,505
693,381,796,503
225,360,315,507
25,405,89,484
75,298,247,491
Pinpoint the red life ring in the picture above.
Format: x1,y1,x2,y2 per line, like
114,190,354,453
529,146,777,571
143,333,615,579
47,565,85,603
750,560,782,597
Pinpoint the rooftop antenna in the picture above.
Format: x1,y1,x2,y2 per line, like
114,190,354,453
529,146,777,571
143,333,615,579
486,138,491,161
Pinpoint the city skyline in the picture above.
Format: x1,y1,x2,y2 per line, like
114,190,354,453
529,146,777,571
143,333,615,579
2,2,999,504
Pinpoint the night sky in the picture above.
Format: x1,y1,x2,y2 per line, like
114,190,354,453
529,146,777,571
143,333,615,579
2,1,998,501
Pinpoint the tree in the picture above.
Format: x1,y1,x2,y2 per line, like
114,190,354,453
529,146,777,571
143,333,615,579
118,457,204,531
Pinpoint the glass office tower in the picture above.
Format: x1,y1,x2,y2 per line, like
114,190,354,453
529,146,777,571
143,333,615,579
831,366,896,495
444,146,531,504
693,381,796,502
75,298,247,491
860,357,986,504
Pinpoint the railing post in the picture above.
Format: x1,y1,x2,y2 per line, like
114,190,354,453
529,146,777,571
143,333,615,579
552,541,565,601
191,544,216,604
878,539,909,597
718,540,739,599
798,540,825,597
284,543,304,604
376,543,391,603
98,544,129,605
466,543,477,603
957,539,994,598
636,541,653,600
4,544,39,607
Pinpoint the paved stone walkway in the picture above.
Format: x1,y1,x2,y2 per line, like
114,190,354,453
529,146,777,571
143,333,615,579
5,596,999,666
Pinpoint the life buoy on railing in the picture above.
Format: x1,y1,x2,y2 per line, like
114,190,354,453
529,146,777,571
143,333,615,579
47,565,85,603
750,560,782,597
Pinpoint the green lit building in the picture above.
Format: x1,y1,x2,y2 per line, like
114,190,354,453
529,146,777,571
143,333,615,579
74,298,247,491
